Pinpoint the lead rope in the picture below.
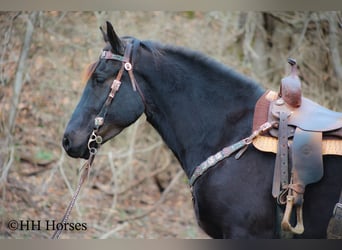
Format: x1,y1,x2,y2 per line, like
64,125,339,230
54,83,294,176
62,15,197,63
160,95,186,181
51,54,125,240
51,69,120,239
51,132,100,239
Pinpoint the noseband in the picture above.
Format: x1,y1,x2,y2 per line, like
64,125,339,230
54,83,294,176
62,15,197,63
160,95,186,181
88,39,145,155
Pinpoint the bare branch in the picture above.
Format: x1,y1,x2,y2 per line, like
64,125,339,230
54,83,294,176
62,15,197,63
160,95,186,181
327,12,342,80
0,12,21,86
0,145,14,189
8,12,38,133
117,170,184,223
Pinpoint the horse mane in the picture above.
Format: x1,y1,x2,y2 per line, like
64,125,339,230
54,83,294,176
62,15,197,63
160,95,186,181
139,39,262,92
141,40,222,68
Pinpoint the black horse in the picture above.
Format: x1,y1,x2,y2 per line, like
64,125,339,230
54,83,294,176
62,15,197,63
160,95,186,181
62,22,342,238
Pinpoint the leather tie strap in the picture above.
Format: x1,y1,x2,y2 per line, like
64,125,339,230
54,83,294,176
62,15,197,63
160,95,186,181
272,110,289,199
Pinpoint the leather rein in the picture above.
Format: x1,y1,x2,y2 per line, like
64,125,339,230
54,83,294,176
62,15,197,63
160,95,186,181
51,39,144,239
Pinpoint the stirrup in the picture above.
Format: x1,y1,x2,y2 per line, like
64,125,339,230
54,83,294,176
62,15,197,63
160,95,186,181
281,195,304,234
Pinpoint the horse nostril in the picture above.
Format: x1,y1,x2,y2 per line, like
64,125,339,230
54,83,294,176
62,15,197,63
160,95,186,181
62,136,71,151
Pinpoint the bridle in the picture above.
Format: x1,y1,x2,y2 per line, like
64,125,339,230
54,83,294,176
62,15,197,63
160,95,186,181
52,39,144,239
89,38,146,156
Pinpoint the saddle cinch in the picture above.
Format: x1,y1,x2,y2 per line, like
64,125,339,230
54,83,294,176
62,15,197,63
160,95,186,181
252,59,342,236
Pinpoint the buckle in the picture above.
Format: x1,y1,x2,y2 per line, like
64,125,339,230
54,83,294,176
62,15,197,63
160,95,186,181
111,79,122,92
101,50,108,59
94,117,104,127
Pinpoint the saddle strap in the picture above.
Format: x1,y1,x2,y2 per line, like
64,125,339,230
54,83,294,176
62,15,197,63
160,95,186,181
272,111,289,198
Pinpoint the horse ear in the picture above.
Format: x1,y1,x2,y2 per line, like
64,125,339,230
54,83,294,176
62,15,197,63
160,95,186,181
106,21,123,54
100,26,108,42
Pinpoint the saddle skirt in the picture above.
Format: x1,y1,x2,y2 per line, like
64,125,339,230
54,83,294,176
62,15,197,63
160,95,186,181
253,90,342,156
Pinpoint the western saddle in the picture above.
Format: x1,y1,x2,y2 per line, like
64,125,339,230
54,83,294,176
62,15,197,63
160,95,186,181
253,58,342,238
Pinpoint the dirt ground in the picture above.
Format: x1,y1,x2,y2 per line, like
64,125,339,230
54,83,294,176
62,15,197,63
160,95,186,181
0,11,341,239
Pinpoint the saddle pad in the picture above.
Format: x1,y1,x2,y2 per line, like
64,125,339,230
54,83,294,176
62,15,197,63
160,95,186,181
253,136,342,156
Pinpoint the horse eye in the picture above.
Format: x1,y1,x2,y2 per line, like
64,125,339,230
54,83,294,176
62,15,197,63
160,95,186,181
92,72,106,84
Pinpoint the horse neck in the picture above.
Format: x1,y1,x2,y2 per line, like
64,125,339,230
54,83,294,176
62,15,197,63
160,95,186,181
139,44,264,177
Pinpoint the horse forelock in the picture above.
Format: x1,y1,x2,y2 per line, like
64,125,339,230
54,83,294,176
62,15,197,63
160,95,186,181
81,61,99,85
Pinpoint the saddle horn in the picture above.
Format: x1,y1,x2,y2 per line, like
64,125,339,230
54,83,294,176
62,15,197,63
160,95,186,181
280,58,302,108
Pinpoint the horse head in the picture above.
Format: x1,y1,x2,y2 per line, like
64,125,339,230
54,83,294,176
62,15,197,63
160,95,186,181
62,22,145,159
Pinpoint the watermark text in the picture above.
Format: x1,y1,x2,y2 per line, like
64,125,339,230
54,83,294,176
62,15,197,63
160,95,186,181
7,219,87,231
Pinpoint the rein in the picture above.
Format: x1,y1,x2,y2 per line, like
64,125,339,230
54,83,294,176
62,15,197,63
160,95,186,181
51,39,143,239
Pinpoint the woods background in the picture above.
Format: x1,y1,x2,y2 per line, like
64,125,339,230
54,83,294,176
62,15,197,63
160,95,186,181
0,11,341,239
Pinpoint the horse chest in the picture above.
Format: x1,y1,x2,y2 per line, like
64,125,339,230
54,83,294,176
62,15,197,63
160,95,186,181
191,156,275,238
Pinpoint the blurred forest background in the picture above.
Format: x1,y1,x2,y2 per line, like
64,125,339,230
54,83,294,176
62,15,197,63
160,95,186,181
0,11,341,239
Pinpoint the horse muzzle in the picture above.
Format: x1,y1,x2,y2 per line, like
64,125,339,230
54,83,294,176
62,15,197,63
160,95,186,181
62,130,91,159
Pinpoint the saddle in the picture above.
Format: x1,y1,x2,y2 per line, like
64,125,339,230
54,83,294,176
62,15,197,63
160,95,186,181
252,59,342,236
